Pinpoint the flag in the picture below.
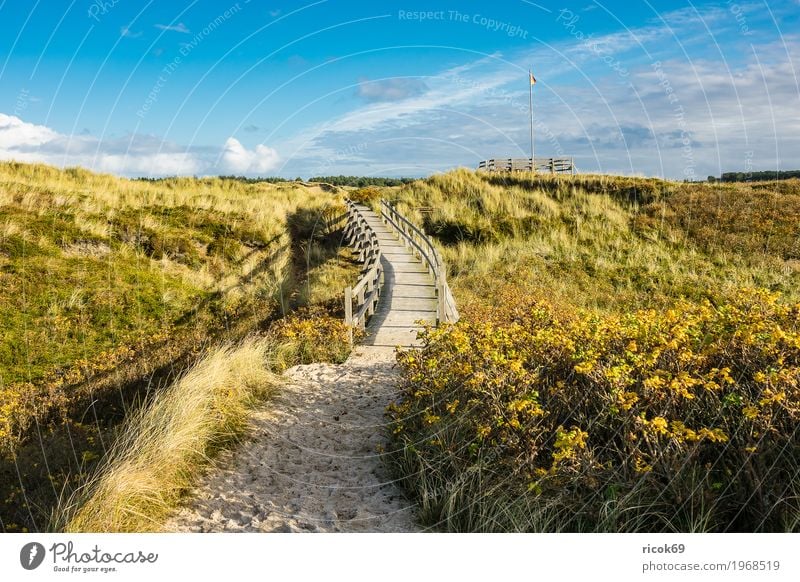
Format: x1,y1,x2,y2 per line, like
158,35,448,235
529,70,536,86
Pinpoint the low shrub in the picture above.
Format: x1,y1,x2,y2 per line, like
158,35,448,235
389,288,800,532
269,307,356,368
349,186,382,206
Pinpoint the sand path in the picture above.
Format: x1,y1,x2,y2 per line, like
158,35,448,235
167,203,437,532
166,346,418,532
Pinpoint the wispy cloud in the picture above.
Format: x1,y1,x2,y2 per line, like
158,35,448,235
274,13,800,179
120,26,142,38
356,78,429,102
155,22,190,34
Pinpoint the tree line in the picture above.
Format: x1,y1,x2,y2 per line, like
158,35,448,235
709,170,800,182
136,175,416,186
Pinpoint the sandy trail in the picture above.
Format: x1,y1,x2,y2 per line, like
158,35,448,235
166,346,418,533
168,204,433,533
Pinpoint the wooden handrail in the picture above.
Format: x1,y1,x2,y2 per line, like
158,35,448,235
379,200,459,324
380,207,438,277
342,200,382,342
342,199,459,343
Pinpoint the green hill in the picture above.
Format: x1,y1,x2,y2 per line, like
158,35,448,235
0,161,355,532
385,169,800,532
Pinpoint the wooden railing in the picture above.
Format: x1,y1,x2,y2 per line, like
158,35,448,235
343,200,382,341
477,157,575,174
380,200,459,324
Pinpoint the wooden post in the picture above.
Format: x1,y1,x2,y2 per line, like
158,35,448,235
437,279,445,325
367,276,375,317
357,285,366,330
344,286,353,345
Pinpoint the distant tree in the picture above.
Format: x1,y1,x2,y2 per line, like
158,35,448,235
215,175,290,183
306,175,416,187
720,170,800,182
135,174,419,186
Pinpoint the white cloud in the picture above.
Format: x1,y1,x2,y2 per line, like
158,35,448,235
0,114,280,177
220,138,280,174
0,114,59,149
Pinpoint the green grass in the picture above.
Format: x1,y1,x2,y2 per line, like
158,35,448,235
54,220,358,533
386,168,800,532
387,169,800,313
0,162,340,389
0,161,356,532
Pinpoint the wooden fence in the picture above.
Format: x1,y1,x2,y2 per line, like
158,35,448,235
477,157,575,174
380,200,459,324
343,200,382,342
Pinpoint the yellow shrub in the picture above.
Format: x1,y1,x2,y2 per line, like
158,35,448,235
389,287,800,531
268,306,355,368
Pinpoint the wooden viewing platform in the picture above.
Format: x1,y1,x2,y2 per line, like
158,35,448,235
477,157,575,174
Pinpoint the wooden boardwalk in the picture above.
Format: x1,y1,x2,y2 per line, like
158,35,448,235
168,201,455,533
356,204,437,349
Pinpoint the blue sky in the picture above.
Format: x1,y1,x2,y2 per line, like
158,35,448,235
1,0,798,178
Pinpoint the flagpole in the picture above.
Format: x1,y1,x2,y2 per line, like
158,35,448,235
529,68,535,173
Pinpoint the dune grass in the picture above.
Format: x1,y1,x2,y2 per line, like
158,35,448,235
54,303,356,533
57,338,278,532
386,168,800,312
0,161,355,532
0,160,337,391
386,168,800,532
43,174,358,533
55,270,356,534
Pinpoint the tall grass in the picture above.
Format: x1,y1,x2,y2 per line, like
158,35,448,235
0,160,338,389
49,195,357,532
0,161,351,532
56,305,356,532
56,338,278,532
386,169,800,532
388,169,800,312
